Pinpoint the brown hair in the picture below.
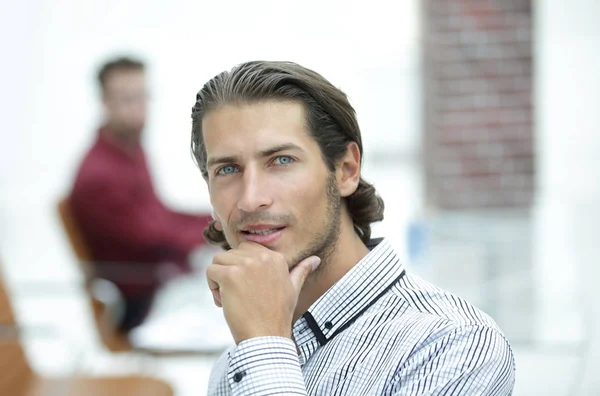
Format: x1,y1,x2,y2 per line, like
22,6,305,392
97,56,145,91
190,61,384,249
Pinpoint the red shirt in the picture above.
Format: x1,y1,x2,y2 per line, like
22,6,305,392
69,129,211,296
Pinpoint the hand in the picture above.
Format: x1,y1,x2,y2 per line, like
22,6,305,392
206,242,321,344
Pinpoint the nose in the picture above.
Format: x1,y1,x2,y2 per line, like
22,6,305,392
126,101,146,126
237,166,272,213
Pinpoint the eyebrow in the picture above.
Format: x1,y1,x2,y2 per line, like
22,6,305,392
207,143,304,169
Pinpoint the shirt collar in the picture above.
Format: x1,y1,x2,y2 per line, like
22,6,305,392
97,126,143,161
293,238,405,365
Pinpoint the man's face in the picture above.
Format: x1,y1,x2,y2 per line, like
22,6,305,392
102,69,147,140
202,100,342,268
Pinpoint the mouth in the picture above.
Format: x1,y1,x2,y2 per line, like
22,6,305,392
239,226,286,245
241,227,284,236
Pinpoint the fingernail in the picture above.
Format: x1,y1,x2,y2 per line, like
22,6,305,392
311,257,321,271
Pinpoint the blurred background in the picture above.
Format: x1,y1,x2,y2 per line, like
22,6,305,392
1,0,599,395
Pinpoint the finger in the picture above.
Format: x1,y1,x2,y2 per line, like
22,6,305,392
206,264,220,288
289,256,321,295
212,289,222,307
206,264,225,307
212,251,250,267
213,247,276,268
235,241,267,251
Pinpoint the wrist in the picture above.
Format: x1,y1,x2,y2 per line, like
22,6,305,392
235,327,292,344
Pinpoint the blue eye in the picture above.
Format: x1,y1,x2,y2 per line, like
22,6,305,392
273,156,294,166
217,165,238,176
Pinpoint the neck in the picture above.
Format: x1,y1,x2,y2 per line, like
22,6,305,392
102,123,140,153
293,212,370,323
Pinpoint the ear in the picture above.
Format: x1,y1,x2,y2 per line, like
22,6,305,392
101,91,110,108
337,142,361,198
208,189,223,231
211,209,223,231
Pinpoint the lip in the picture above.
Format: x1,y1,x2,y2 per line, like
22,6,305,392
240,223,285,231
238,225,286,246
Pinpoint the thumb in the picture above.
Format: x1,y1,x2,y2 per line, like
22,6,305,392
289,256,321,295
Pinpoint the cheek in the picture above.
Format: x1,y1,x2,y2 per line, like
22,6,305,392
282,175,329,217
116,108,133,122
209,182,237,222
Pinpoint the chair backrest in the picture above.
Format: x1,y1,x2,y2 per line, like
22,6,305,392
0,264,36,394
0,267,15,326
1,263,173,395
56,199,133,352
57,198,93,262
57,198,97,281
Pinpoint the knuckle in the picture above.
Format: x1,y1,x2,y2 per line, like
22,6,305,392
258,251,271,263
240,256,255,267
205,264,216,276
273,251,287,266
229,265,242,278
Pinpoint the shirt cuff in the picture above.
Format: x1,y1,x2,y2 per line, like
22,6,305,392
227,336,307,395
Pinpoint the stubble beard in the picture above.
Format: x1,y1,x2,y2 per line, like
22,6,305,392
289,173,342,277
222,172,343,273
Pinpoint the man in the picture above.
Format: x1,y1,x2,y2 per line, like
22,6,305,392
69,57,212,332
191,61,515,395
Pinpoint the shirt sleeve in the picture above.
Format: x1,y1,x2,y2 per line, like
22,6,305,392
392,325,515,396
208,336,307,396
70,172,209,260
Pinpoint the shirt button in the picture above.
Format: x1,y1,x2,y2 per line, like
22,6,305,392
233,371,246,383
325,321,333,330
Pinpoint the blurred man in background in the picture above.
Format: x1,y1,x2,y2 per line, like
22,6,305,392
68,56,212,333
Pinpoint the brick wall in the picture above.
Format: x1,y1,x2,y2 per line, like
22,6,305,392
422,0,534,209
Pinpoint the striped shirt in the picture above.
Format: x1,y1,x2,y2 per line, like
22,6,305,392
208,238,515,395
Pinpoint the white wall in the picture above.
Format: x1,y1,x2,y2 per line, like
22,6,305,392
533,0,600,393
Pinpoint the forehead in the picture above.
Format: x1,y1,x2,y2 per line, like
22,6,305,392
104,69,145,91
202,100,317,157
